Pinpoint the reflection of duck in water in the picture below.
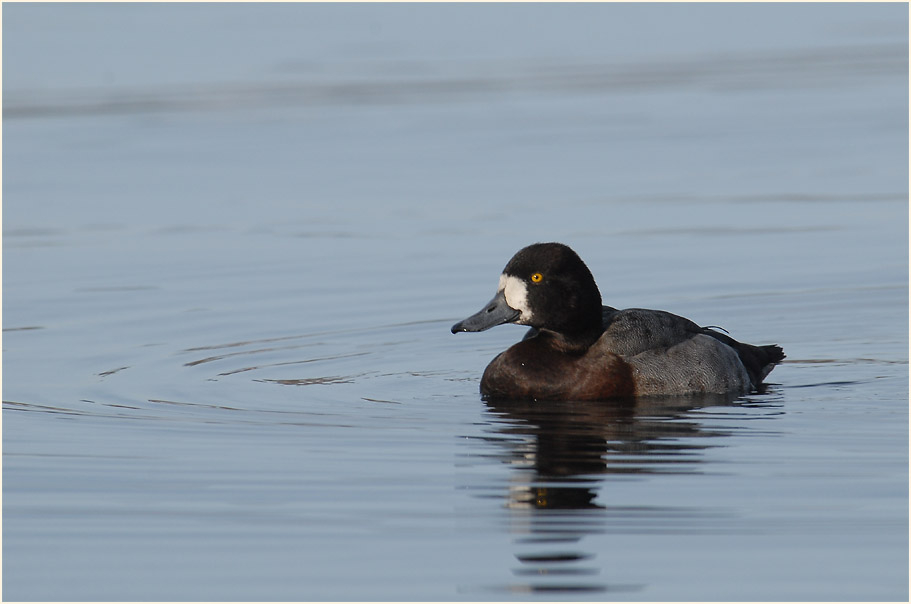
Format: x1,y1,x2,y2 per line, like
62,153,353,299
482,393,750,595
453,243,784,401
486,392,741,511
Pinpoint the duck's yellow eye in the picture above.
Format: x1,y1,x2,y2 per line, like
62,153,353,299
530,272,543,283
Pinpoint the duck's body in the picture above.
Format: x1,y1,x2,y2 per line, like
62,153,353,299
452,243,784,401
481,306,774,400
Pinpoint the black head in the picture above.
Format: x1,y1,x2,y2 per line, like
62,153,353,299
452,242,604,347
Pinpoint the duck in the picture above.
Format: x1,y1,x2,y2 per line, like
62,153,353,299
451,242,784,401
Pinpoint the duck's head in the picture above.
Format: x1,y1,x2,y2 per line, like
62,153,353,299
451,242,603,344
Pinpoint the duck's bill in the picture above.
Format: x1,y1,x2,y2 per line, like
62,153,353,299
451,290,521,333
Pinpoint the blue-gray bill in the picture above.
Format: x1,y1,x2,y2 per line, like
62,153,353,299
451,290,520,333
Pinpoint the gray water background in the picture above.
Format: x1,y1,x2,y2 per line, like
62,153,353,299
2,3,908,600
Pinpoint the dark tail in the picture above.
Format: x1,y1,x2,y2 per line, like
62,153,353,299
703,329,785,388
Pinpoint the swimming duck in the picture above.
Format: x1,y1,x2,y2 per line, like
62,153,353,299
452,242,784,401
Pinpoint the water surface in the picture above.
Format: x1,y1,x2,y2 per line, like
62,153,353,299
3,3,908,601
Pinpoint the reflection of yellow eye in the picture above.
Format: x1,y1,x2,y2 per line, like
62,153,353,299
531,272,543,283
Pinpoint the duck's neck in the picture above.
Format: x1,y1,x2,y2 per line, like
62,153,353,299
537,324,604,354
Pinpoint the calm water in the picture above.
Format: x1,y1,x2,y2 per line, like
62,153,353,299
3,3,908,601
